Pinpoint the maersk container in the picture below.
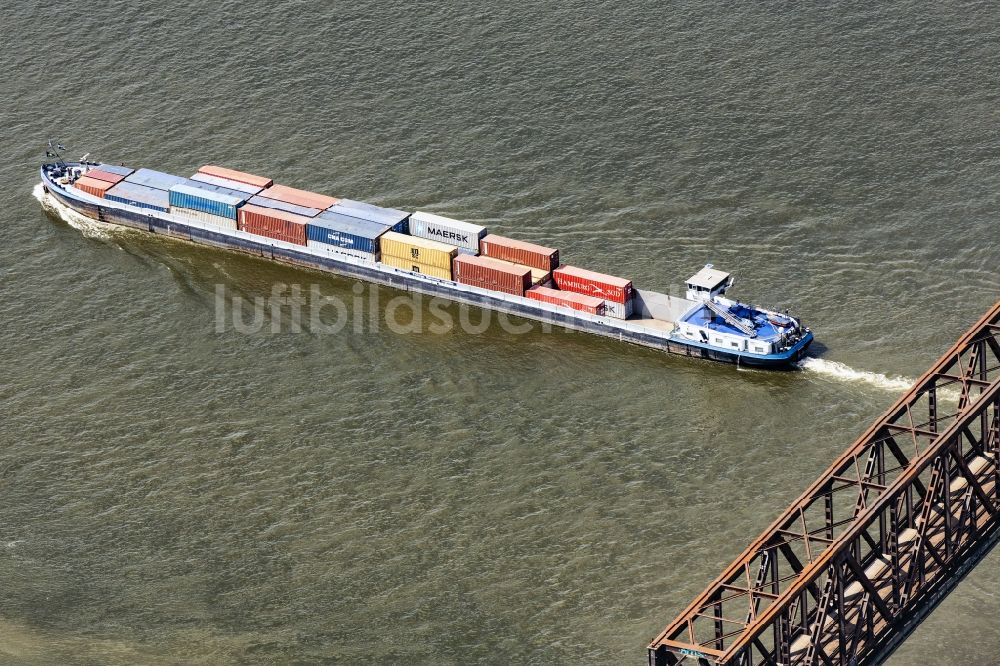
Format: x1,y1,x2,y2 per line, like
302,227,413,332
94,164,134,177
73,175,114,198
380,231,457,270
171,206,238,231
124,168,189,192
168,183,246,220
191,172,264,195
453,254,531,296
526,285,606,315
105,181,170,212
552,265,633,304
380,254,453,280
306,210,389,256
247,195,321,218
602,298,634,319
259,184,338,211
84,169,127,185
237,204,308,246
197,165,273,189
329,199,410,232
409,211,486,253
480,235,559,272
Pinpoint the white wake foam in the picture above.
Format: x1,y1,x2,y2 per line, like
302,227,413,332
33,182,115,240
796,357,915,392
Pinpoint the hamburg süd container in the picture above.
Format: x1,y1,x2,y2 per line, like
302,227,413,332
480,235,559,272
197,165,273,189
552,265,633,304
191,172,264,195
379,231,457,270
168,183,247,220
73,175,114,198
171,206,238,231
409,211,486,253
94,164,134,176
105,181,170,212
380,254,453,280
237,204,309,246
124,168,189,192
526,285,606,315
83,169,127,185
453,254,531,296
306,210,389,257
329,199,410,232
258,184,338,211
247,195,321,218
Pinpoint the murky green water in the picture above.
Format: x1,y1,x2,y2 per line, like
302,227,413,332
1,2,998,663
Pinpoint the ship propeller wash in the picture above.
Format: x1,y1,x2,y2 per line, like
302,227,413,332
38,150,813,368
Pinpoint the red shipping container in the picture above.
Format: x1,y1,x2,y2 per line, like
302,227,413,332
73,175,114,198
553,265,633,304
83,169,127,185
453,254,531,296
526,285,606,315
257,184,338,211
237,203,309,246
198,165,273,188
480,234,559,272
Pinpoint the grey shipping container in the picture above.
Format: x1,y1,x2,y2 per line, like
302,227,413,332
95,164,134,176
104,181,170,212
190,172,264,195
247,195,321,218
124,168,189,192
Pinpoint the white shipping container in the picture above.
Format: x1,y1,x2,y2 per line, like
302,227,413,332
603,298,634,319
172,206,238,231
409,211,486,253
305,239,376,263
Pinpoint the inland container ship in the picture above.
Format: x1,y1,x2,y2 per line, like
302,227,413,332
38,147,813,368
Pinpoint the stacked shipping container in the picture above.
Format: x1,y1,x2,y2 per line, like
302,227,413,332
409,211,487,254
330,199,410,231
259,184,338,211
247,195,321,218
191,172,264,195
237,204,309,245
168,183,249,230
306,211,389,262
379,231,457,279
526,285,606,315
480,235,559,272
73,176,115,198
553,265,633,319
83,169,129,185
104,181,170,212
197,165,273,189
453,255,531,296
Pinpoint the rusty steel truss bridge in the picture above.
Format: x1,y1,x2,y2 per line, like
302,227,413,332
649,300,1000,666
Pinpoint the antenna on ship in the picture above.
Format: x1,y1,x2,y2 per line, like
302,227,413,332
46,139,68,168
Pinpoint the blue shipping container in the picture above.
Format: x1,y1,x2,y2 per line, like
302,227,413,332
248,195,321,218
328,198,410,232
125,168,189,192
95,164,134,176
169,183,246,220
105,181,170,212
307,211,390,254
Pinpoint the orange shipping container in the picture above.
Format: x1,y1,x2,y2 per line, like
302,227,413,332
453,254,531,296
237,203,309,246
198,165,273,188
83,169,127,185
526,285,606,315
480,234,559,272
258,184,338,211
553,265,633,304
73,176,115,198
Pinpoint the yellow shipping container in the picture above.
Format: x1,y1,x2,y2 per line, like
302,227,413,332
380,231,457,270
380,253,453,280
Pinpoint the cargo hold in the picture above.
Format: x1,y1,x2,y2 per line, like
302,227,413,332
237,204,309,246
553,265,633,304
197,165,273,189
480,234,559,272
105,181,170,212
380,231,457,270
526,285,606,315
453,254,531,296
409,211,487,253
258,184,338,211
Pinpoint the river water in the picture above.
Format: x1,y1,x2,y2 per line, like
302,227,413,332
1,2,998,664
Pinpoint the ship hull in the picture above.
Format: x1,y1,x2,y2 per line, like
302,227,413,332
40,167,812,369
